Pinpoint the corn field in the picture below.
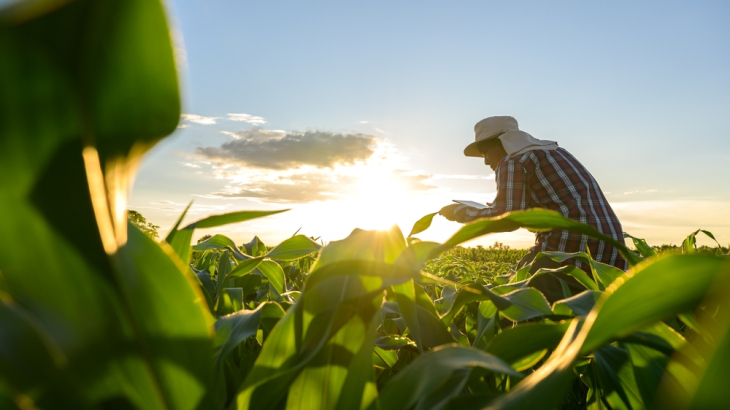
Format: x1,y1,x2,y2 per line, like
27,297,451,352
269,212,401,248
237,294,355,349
1,1,729,409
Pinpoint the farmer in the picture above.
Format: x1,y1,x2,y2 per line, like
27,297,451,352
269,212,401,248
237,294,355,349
439,116,627,302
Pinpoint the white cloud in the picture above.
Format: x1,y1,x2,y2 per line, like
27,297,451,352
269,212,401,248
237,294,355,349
189,129,436,204
620,189,659,196
181,113,219,125
196,129,380,170
200,166,436,204
179,162,202,168
177,123,189,129
227,113,267,125
359,120,369,124
135,200,237,216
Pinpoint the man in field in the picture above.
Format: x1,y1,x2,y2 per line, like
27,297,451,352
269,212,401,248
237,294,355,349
439,116,627,302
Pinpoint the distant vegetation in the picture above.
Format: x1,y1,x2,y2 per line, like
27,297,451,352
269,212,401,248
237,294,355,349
127,210,161,239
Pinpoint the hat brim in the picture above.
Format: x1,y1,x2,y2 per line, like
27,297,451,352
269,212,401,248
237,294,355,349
463,140,484,158
463,133,502,158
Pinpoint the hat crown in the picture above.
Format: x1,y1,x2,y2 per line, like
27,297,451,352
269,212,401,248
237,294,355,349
474,116,519,141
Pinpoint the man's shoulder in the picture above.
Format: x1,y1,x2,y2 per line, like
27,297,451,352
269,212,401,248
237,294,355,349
522,147,575,163
506,149,548,165
500,148,575,168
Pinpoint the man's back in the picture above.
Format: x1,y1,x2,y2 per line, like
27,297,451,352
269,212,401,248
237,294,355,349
464,147,628,271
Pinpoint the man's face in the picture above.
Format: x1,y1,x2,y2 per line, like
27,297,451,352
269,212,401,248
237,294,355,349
479,139,506,171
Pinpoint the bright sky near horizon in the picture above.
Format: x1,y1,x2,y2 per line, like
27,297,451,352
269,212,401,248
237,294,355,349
131,0,730,249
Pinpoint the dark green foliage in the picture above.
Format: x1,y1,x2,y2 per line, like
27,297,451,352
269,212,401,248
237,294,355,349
127,210,160,239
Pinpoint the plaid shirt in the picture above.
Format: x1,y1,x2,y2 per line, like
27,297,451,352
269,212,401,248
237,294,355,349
457,147,628,271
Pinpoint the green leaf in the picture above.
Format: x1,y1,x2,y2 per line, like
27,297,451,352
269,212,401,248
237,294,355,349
164,201,193,245
623,232,656,258
257,260,286,296
166,227,196,268
484,319,584,410
432,209,641,266
286,311,380,410
0,0,213,407
684,271,730,410
304,261,419,314
395,241,442,270
192,210,288,230
415,304,458,349
236,248,401,409
542,265,598,292
681,229,722,254
592,345,644,409
167,210,286,266
582,255,728,353
488,255,729,410
373,346,398,368
218,288,245,316
621,342,670,407
535,251,624,290
392,281,424,352
441,283,553,324
552,291,603,317
192,234,249,260
214,251,232,313
265,235,322,261
486,322,571,371
114,224,214,409
333,314,381,410
192,266,216,312
408,212,437,237
312,226,407,271
473,301,498,349
212,302,285,399
243,236,267,257
374,346,521,410
375,335,415,350
0,298,66,392
620,322,687,356
228,256,265,279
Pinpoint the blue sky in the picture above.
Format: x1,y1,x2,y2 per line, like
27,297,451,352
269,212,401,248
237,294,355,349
131,0,730,248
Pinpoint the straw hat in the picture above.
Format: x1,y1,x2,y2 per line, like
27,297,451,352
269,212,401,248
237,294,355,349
463,116,518,157
464,116,558,162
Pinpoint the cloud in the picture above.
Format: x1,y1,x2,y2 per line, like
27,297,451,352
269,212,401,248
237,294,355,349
391,170,436,192
181,114,219,125
201,168,435,204
620,189,659,196
136,200,236,216
203,173,354,203
196,129,380,170
227,113,267,125
179,162,201,168
359,120,369,124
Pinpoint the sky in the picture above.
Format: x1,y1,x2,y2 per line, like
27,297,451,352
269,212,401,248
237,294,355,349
130,0,730,249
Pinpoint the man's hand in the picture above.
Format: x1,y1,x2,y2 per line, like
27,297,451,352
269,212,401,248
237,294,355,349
439,204,467,222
